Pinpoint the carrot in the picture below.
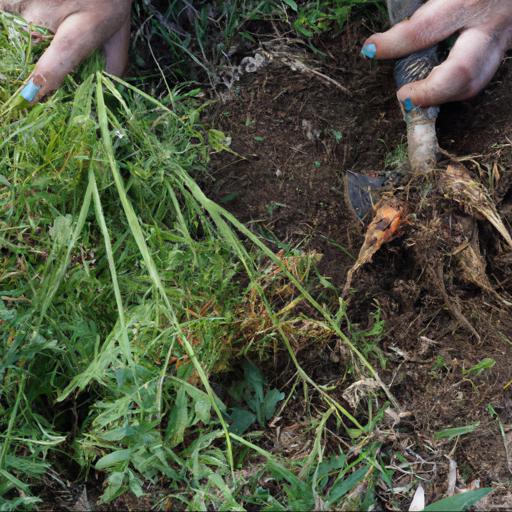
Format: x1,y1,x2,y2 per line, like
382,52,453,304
343,202,404,297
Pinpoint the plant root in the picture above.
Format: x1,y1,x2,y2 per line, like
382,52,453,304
439,163,512,248
406,114,438,174
343,200,405,297
429,261,481,342
452,214,512,306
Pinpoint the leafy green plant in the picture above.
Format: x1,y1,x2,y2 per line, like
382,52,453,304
228,361,285,434
339,303,387,370
292,0,382,37
229,407,383,511
384,141,408,170
0,12,243,505
430,355,449,377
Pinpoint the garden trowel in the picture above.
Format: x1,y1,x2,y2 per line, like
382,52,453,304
346,0,439,220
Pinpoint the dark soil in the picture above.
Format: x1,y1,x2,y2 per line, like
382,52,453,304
207,21,512,507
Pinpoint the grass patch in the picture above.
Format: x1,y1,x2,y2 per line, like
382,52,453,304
132,0,385,86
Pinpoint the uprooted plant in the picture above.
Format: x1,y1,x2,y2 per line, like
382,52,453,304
344,0,512,340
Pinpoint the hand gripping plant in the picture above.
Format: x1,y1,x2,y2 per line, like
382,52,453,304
343,0,512,336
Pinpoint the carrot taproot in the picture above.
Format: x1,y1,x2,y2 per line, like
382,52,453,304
343,202,404,297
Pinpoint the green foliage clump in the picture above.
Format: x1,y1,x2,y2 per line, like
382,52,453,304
291,0,383,38
0,11,384,509
0,12,244,507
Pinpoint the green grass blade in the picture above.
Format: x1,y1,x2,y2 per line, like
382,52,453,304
424,488,493,511
89,166,132,365
434,423,480,441
36,174,93,325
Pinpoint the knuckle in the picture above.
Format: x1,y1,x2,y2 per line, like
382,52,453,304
453,63,475,90
403,22,432,48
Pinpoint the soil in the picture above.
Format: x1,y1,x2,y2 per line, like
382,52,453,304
207,21,512,508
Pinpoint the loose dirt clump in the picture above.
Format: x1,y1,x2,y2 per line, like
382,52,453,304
208,21,512,504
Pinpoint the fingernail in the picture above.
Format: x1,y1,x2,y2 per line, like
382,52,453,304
403,97,415,112
361,43,377,59
20,75,45,103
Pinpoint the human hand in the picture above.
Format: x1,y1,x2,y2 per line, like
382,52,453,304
361,0,512,107
0,0,132,102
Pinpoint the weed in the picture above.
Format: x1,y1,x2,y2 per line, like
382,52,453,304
228,360,285,434
331,128,343,143
229,406,388,510
463,357,496,377
430,355,449,377
341,304,387,370
293,0,382,38
423,489,493,511
384,141,408,170
265,200,286,216
0,12,243,505
434,423,480,442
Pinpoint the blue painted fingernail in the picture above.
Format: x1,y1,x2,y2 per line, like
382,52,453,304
403,97,415,112
20,77,42,103
361,43,377,59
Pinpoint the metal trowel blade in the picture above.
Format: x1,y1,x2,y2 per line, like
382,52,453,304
344,170,386,221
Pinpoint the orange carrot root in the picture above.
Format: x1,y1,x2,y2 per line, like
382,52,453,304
343,201,405,297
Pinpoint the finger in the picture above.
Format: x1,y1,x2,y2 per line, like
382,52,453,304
362,0,464,59
22,11,121,101
0,1,22,14
396,28,505,107
103,15,131,76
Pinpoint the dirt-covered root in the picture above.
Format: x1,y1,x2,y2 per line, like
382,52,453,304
406,114,438,173
451,214,512,306
342,199,405,297
409,172,512,338
439,163,512,249
344,160,512,339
